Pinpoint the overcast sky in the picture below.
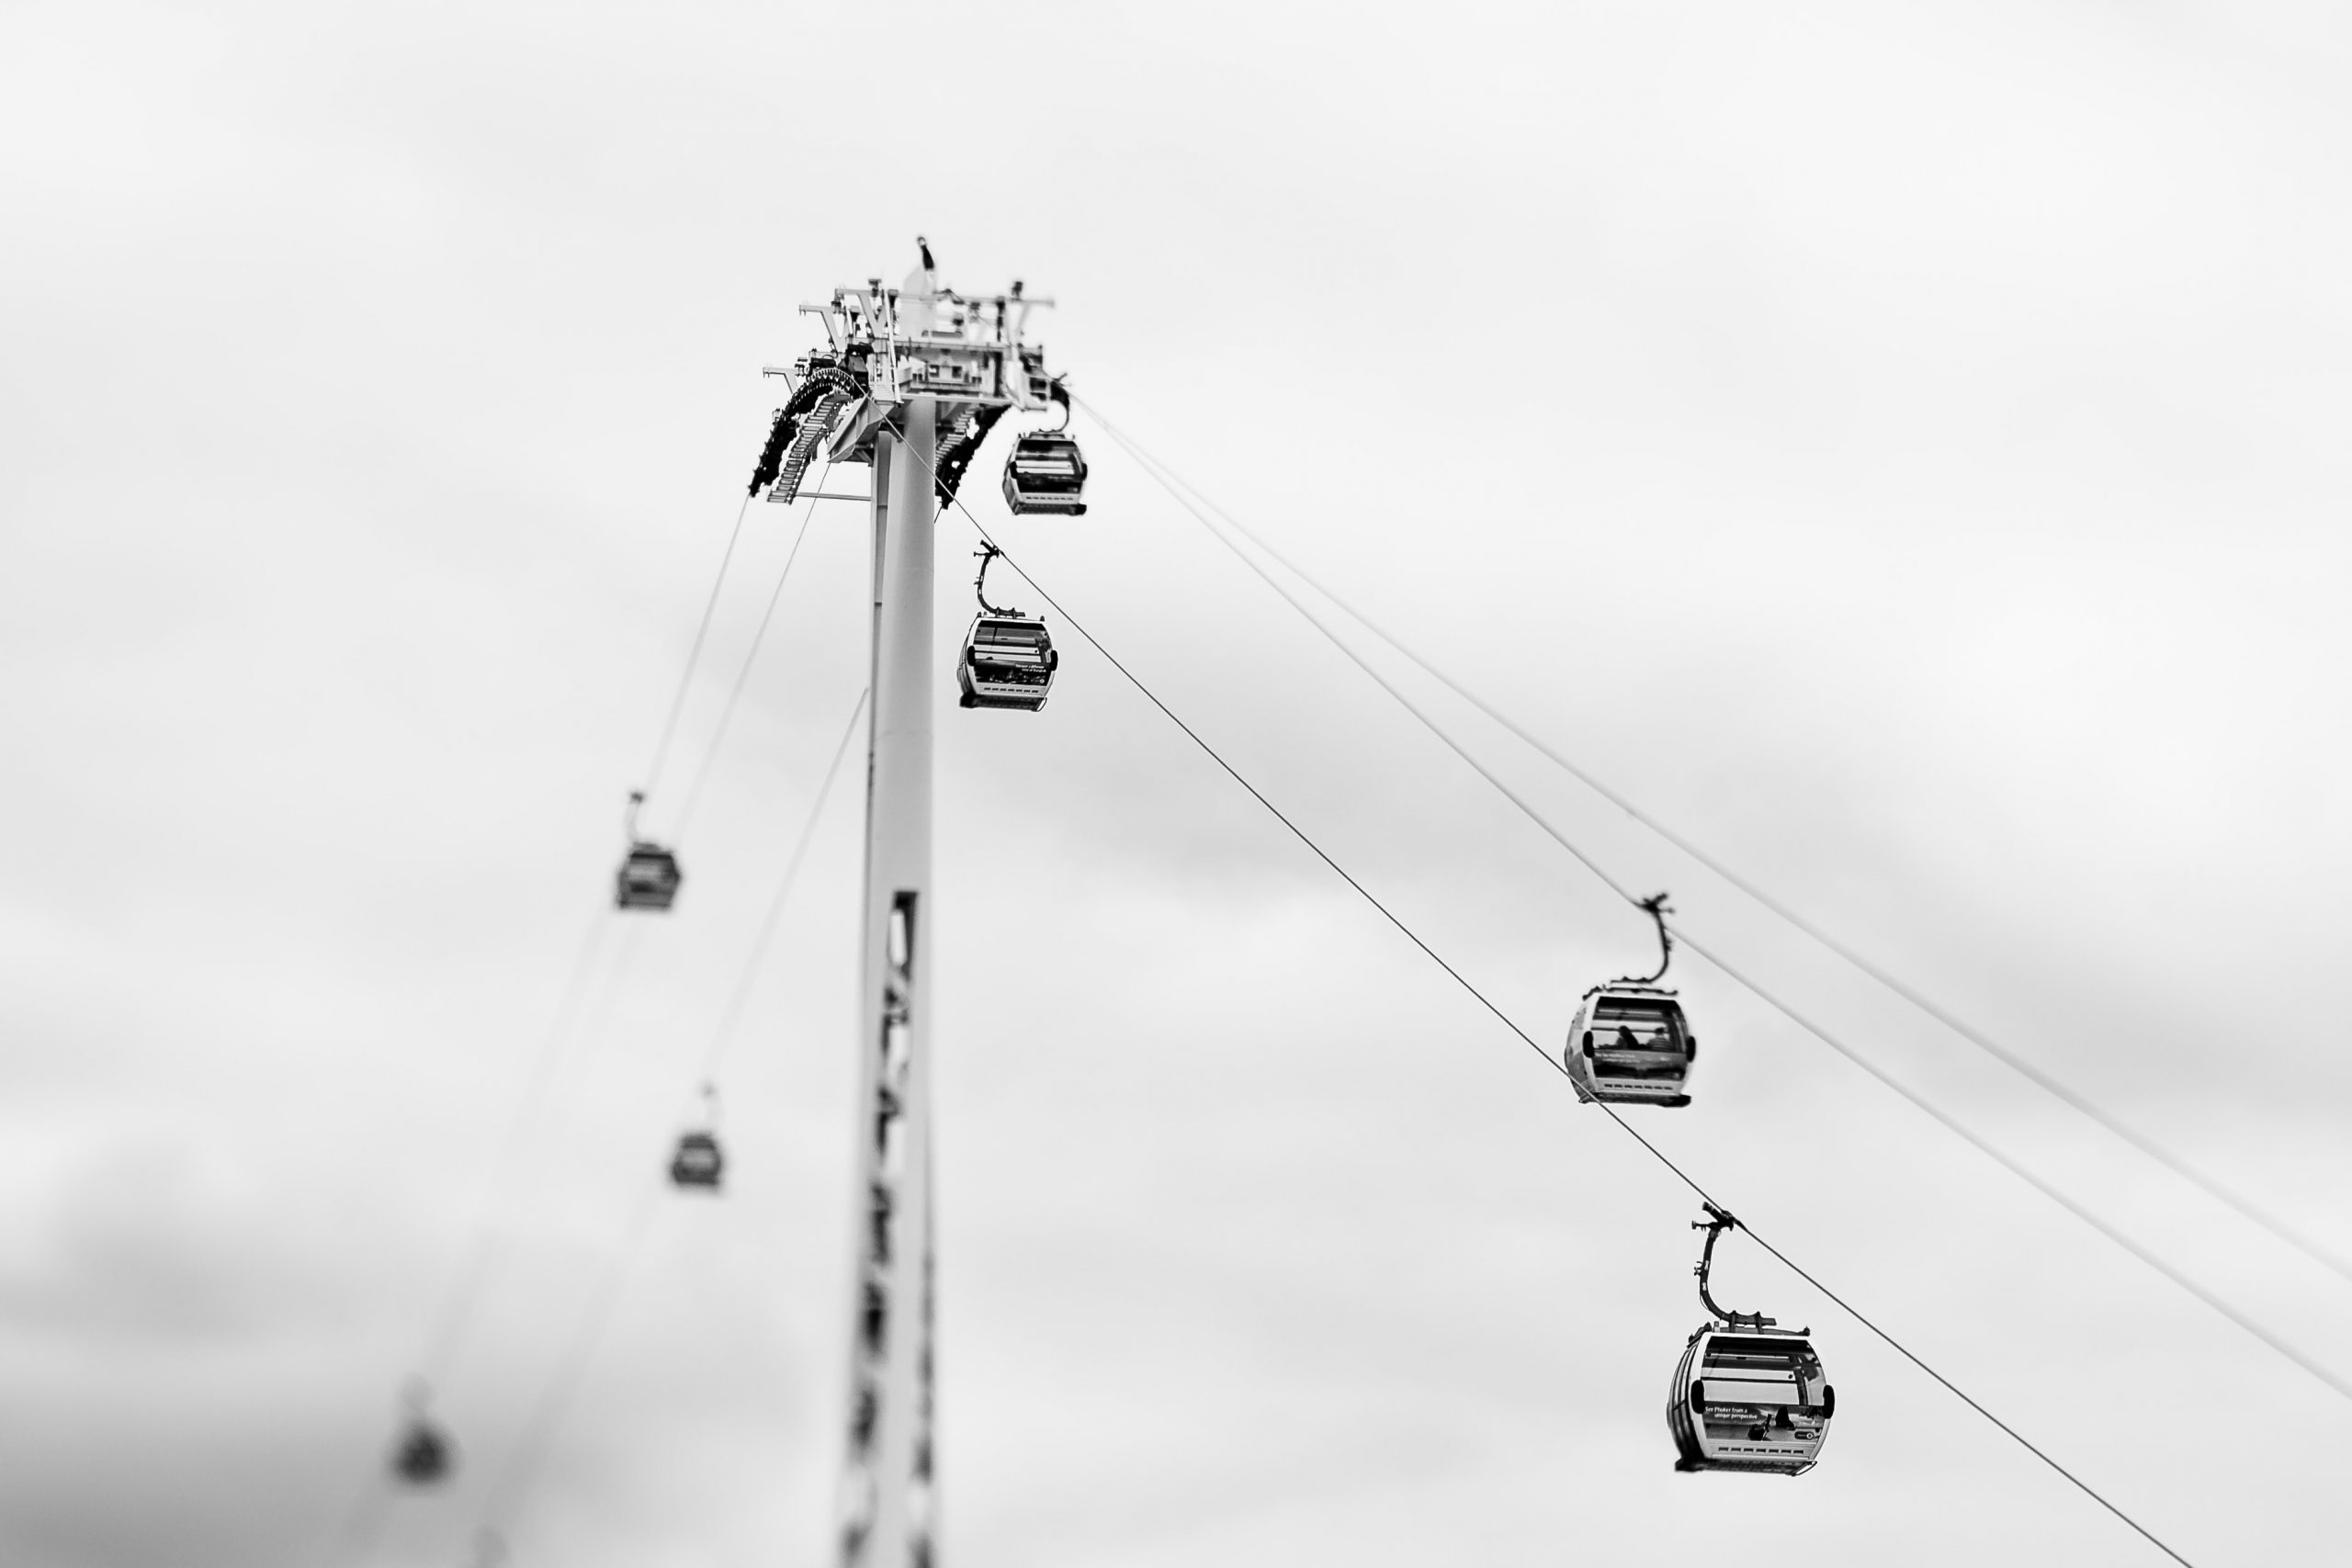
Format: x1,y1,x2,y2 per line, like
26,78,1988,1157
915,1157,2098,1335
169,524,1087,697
6,2,2352,1565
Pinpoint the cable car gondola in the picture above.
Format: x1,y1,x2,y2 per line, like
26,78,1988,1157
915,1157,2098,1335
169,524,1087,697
670,1131,723,1190
615,791,683,911
956,545,1058,712
1001,385,1087,515
390,1383,453,1484
1001,432,1088,515
1565,893,1695,1108
669,1084,724,1190
1667,1206,1835,1476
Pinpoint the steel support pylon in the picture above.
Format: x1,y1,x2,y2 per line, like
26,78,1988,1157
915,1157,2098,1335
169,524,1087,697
840,398,940,1567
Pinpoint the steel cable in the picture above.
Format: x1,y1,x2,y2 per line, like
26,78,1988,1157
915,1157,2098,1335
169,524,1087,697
326,463,841,1567
1074,393,2352,1290
415,917,650,1386
466,682,868,1558
641,494,756,805
318,907,641,1568
671,467,835,840
1071,395,2352,1404
479,1185,664,1534
413,911,629,1379
899,434,2198,1567
1670,927,2352,1401
693,686,867,1089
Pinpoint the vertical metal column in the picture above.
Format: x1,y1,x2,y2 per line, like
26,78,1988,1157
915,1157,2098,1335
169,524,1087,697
840,398,939,1568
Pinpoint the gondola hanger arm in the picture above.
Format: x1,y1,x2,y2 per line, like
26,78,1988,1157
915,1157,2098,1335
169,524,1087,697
973,542,1024,618
1616,892,1675,986
1693,1203,1781,1331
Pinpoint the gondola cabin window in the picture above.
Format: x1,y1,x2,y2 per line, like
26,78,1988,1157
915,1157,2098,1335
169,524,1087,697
1591,995,1684,1054
1700,1337,1823,1407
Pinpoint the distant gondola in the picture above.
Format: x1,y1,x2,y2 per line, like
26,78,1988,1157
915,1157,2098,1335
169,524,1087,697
615,792,683,911
390,1383,454,1484
1565,893,1695,1108
616,842,683,910
392,1418,452,1483
670,1084,724,1190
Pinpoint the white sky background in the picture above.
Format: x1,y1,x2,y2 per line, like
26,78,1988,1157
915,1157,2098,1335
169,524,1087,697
4,1,2350,1564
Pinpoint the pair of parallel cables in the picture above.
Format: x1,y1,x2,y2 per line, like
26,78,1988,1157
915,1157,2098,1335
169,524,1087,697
469,688,867,1558
324,457,860,1566
1069,392,2352,1393
899,411,2246,1565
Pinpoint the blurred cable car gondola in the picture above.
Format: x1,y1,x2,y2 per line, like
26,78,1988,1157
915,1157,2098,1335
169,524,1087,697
1565,894,1694,1107
956,545,1058,712
616,844,683,910
1667,1206,1834,1476
390,1384,453,1484
670,1084,724,1190
615,791,683,911
670,1131,723,1190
